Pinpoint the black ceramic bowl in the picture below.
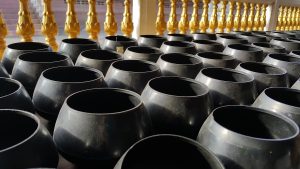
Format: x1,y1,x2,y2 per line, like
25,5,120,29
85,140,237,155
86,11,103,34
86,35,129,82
252,42,286,57
192,40,224,52
223,44,264,62
238,33,267,43
167,34,193,42
192,33,217,40
196,52,236,68
216,35,248,46
138,35,167,48
103,35,138,52
160,41,197,54
270,38,300,52
124,46,163,62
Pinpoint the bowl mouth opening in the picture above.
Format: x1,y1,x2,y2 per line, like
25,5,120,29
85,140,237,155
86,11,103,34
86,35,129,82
213,106,299,140
168,33,188,37
18,51,69,63
105,35,135,42
80,49,122,60
66,88,142,114
265,88,300,108
0,109,39,152
252,31,267,34
0,78,21,98
148,76,209,97
160,53,201,65
127,46,162,54
62,38,97,45
228,44,261,52
268,53,300,62
122,135,219,169
193,40,220,45
219,35,239,39
7,42,50,51
163,41,194,48
201,68,253,83
140,35,165,39
42,66,103,83
253,42,283,49
112,60,159,73
291,50,300,56
239,62,286,75
197,52,234,60
273,38,293,42
193,33,215,35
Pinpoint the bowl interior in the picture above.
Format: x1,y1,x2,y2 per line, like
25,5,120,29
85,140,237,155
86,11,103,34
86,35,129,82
240,62,284,75
43,67,101,82
113,60,158,72
149,77,207,96
219,35,239,39
202,68,252,82
106,36,134,42
122,136,214,169
268,54,300,62
0,79,20,97
19,52,68,62
0,110,37,151
8,42,49,50
197,52,233,60
214,106,297,139
291,50,300,56
67,89,140,113
140,35,165,39
193,40,218,45
128,46,161,54
160,53,200,64
253,43,278,48
265,88,300,108
81,50,121,60
62,38,96,45
228,44,260,51
168,34,187,37
163,41,193,47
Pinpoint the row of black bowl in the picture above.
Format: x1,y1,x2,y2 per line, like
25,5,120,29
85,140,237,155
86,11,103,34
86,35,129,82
1,31,300,169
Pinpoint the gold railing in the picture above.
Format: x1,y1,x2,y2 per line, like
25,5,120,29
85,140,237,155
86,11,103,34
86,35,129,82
0,0,300,58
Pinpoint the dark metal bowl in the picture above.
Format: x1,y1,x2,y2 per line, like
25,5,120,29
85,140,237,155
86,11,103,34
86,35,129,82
0,109,58,168
2,42,51,74
75,49,122,75
124,46,163,62
138,35,167,48
103,35,138,52
192,40,224,52
196,52,236,68
160,41,197,54
238,34,267,43
251,31,267,35
290,50,300,58
270,31,295,39
0,77,34,112
192,32,217,40
141,76,211,139
270,38,300,52
32,66,106,120
223,44,264,62
0,63,9,78
252,42,286,57
167,34,193,42
195,67,256,108
114,134,225,169
53,88,151,164
157,53,202,78
105,60,161,94
236,62,289,93
231,31,252,35
216,35,248,46
197,105,299,169
11,51,73,96
58,38,99,63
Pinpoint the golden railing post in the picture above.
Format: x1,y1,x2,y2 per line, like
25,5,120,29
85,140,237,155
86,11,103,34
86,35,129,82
0,12,7,59
259,4,267,31
291,7,296,30
253,3,261,31
297,8,300,30
189,0,199,33
17,0,35,42
276,6,282,31
179,0,189,34
200,0,210,33
65,0,80,38
41,0,58,51
121,0,133,37
286,6,292,31
167,0,178,34
240,2,248,31
218,0,227,33
225,0,234,32
156,0,166,35
233,1,241,31
247,3,255,31
86,0,100,40
104,0,117,36
209,0,219,33
281,6,287,31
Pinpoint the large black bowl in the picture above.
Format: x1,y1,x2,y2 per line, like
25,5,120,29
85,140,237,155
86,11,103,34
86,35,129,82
124,46,163,62
138,35,167,48
103,35,138,52
223,44,264,63
160,41,197,54
196,52,236,68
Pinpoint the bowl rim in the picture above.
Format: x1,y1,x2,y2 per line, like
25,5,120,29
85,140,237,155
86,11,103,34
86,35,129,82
110,59,161,74
237,61,287,76
196,52,234,61
17,51,71,64
158,53,202,66
226,44,263,53
7,42,50,51
263,87,300,109
125,46,162,55
0,77,22,99
61,38,98,46
79,49,123,62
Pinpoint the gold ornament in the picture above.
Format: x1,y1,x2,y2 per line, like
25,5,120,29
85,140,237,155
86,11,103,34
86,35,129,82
0,12,8,59
104,0,117,36
64,0,80,38
259,4,267,31
247,3,255,31
179,0,189,34
16,0,35,42
281,6,288,31
199,0,210,33
233,1,241,31
86,0,100,40
225,0,234,32
240,2,248,31
253,3,261,31
121,0,133,37
209,0,219,33
218,0,227,33
156,0,166,35
189,0,200,33
167,0,178,34
276,6,283,31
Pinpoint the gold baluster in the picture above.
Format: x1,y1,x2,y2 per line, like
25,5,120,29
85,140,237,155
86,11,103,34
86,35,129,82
179,0,189,34
41,0,58,51
240,2,248,31
297,8,300,30
225,0,234,32
17,0,34,42
0,12,7,59
209,0,219,33
121,0,133,37
218,0,227,33
286,6,292,31
233,1,241,31
253,3,261,31
200,0,210,33
281,6,287,31
259,4,267,31
86,0,100,40
167,0,178,34
291,7,296,30
189,0,199,33
156,0,166,35
294,7,299,30
104,0,117,36
65,0,80,38
247,3,255,31
276,6,282,31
